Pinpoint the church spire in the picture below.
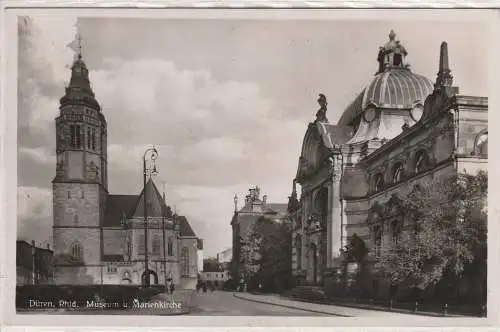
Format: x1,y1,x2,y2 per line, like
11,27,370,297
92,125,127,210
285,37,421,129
434,41,453,90
60,34,100,111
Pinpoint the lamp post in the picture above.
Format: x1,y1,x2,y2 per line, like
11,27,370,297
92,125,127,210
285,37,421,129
143,147,159,287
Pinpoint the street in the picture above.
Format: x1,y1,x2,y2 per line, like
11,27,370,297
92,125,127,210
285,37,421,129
189,291,328,316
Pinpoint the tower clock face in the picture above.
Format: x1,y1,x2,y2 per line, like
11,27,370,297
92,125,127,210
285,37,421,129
364,108,377,123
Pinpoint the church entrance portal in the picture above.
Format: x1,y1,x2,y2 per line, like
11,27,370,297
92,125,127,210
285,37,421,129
141,270,159,286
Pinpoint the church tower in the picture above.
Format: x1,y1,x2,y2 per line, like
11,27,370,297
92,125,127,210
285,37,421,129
52,41,108,284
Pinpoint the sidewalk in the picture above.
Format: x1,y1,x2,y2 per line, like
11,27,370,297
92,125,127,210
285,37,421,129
233,292,452,318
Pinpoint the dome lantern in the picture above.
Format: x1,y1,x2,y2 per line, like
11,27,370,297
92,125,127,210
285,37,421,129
377,30,409,74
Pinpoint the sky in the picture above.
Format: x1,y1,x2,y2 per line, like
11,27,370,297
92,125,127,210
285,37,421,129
17,15,488,257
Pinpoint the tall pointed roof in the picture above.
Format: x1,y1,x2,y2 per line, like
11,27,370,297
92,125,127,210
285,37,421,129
102,179,198,238
131,178,171,218
59,45,100,111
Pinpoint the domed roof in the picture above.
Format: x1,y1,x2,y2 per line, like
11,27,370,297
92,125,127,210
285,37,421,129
338,69,433,126
338,31,434,126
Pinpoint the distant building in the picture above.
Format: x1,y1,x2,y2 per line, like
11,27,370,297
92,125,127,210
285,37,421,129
16,240,54,285
230,186,288,281
197,239,204,275
50,50,203,289
289,31,487,298
216,247,232,266
200,257,230,286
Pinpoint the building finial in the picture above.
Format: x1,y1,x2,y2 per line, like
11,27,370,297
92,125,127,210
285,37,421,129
315,93,328,122
435,41,453,90
389,29,396,41
76,33,83,60
234,194,238,212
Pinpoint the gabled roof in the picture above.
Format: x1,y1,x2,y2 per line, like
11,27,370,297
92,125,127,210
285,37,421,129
131,178,172,219
103,195,138,227
176,215,196,237
296,122,353,179
314,122,353,149
102,179,198,238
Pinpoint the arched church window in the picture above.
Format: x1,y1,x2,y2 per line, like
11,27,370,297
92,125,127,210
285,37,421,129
70,243,82,260
181,247,190,278
475,131,488,157
374,173,384,192
414,150,428,173
152,236,161,254
167,237,174,256
91,128,96,150
138,234,145,254
391,219,403,245
87,128,91,149
70,125,82,148
73,215,79,224
392,163,404,183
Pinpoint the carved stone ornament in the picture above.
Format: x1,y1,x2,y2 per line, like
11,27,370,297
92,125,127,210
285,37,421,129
307,213,323,233
86,161,99,180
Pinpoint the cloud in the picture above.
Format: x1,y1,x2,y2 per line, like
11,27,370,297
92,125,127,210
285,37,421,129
19,147,55,165
17,186,53,247
18,16,76,148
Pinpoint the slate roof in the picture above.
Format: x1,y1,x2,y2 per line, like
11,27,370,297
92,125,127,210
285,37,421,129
102,179,197,238
316,122,353,149
176,215,197,237
103,195,138,227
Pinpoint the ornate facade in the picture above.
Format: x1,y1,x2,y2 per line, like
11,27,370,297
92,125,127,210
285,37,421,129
231,187,288,281
52,52,202,288
289,31,488,296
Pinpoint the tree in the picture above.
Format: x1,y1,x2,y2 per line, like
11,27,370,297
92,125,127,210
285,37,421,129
247,216,293,293
375,171,487,292
341,234,370,297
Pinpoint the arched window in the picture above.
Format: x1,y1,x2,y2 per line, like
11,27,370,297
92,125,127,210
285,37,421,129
138,234,145,254
127,241,132,258
73,215,79,224
475,131,488,157
295,234,302,269
393,53,402,66
180,247,190,278
373,224,382,257
91,128,96,150
374,173,384,192
70,243,82,260
152,236,161,254
414,150,427,173
87,128,91,149
391,219,402,245
392,163,404,183
167,237,174,256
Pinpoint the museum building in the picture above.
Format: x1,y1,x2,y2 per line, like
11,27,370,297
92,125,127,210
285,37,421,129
288,31,488,297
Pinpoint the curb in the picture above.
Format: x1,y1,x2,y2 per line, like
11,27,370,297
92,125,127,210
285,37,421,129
281,296,467,318
232,293,349,317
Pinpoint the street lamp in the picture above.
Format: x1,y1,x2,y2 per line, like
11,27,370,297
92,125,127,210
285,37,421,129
143,147,159,287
